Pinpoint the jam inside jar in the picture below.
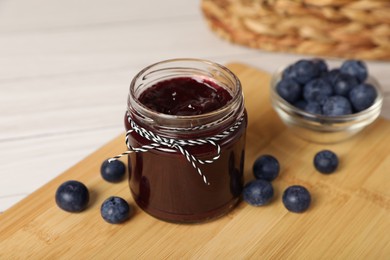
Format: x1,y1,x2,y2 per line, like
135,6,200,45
125,59,247,223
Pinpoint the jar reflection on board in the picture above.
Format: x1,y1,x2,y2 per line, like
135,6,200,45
125,59,247,223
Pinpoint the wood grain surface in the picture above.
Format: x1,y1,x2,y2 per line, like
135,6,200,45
1,63,389,259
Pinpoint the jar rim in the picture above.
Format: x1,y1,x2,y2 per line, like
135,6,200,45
128,58,244,132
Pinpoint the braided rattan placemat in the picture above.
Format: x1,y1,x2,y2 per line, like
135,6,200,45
201,0,390,60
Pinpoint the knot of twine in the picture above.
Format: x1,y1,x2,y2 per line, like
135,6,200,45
109,113,244,185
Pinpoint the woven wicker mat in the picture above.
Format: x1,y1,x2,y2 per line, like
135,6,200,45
201,0,390,60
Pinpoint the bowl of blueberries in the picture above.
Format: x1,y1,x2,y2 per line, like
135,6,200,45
270,58,383,143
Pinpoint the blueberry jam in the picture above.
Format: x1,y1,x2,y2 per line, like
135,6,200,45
126,70,246,223
138,77,232,116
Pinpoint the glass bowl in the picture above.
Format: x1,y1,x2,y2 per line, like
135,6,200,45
270,68,384,143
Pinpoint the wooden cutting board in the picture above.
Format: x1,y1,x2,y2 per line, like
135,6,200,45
1,63,389,259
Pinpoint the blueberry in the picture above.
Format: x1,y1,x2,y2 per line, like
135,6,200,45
312,58,328,75
314,150,339,174
282,185,311,213
287,60,321,85
340,60,368,83
243,180,274,206
323,68,341,85
303,78,333,104
55,180,89,212
349,83,377,112
322,96,352,116
253,155,280,181
332,73,359,97
101,196,131,224
304,101,323,115
276,78,302,104
282,64,297,81
293,99,307,110
101,159,126,183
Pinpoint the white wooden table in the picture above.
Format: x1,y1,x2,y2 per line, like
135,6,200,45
1,0,389,213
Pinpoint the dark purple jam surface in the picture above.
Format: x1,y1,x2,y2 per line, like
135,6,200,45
138,77,232,116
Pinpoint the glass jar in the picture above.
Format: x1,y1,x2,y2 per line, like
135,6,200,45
125,59,247,223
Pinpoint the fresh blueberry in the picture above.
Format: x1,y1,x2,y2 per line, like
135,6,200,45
349,83,377,112
243,180,274,206
101,196,131,224
282,64,297,81
323,68,341,85
314,150,339,174
292,60,321,85
253,155,280,182
340,60,368,83
312,58,328,75
276,78,302,104
331,73,359,96
322,96,352,116
293,99,307,110
55,180,89,212
304,101,323,115
282,185,311,213
101,159,126,183
303,78,333,104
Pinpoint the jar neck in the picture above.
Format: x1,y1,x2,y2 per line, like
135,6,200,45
127,59,244,138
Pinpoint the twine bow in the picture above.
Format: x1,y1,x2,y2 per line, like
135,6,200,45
110,113,244,185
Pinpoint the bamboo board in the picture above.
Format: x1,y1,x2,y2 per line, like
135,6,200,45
1,63,390,259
